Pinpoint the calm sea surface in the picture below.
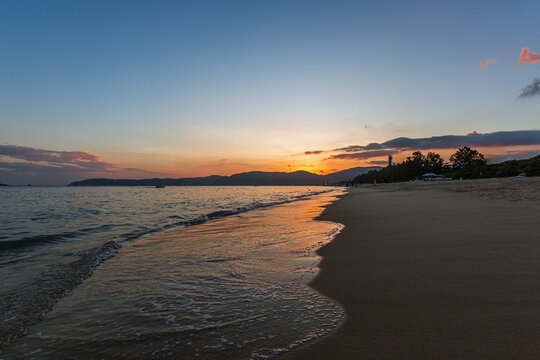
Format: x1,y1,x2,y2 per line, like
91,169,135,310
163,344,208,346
0,186,345,359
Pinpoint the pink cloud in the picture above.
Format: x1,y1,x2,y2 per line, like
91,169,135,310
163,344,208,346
61,151,100,162
479,58,496,68
0,145,116,170
0,145,167,185
518,47,540,66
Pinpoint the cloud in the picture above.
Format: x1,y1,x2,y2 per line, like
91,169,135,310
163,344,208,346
304,150,324,155
310,130,540,162
366,160,390,166
333,145,373,152
334,131,540,152
486,150,540,163
287,163,313,168
0,145,160,185
327,150,396,160
479,58,496,68
518,47,540,66
0,145,115,170
518,78,540,98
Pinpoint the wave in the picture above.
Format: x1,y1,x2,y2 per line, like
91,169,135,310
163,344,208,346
0,241,121,351
1,190,334,256
0,224,117,254
118,189,333,241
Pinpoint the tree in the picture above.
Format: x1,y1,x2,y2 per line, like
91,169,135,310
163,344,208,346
405,151,426,177
424,152,444,173
449,146,486,170
408,151,425,163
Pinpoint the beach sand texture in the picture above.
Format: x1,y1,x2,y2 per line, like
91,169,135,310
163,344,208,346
283,178,540,359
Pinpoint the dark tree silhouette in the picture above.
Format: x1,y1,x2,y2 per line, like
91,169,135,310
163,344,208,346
408,151,426,163
424,152,444,173
352,150,446,183
353,151,538,184
450,147,486,170
406,151,426,175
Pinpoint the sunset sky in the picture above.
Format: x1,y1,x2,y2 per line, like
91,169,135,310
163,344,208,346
1,0,540,184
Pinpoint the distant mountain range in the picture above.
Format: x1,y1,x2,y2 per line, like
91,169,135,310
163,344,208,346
68,167,381,186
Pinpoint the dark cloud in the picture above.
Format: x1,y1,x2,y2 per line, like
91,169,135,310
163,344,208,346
486,150,540,163
366,160,390,166
333,145,375,152
317,130,540,162
518,78,540,98
304,150,324,155
0,145,159,185
334,131,540,153
327,150,396,160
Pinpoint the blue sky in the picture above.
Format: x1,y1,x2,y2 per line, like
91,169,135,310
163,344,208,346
1,0,540,184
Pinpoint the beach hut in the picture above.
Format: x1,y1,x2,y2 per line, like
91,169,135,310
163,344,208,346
422,173,447,181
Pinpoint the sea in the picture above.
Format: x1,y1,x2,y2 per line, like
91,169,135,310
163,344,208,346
0,186,345,359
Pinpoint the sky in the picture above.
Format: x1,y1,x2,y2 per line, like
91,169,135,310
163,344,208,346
1,0,540,185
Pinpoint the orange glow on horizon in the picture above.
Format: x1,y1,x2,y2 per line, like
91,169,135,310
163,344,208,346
91,143,540,180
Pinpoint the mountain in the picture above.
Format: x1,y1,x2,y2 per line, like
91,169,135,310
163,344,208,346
68,167,381,186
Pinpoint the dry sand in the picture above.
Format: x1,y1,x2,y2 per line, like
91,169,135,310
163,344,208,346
283,177,540,359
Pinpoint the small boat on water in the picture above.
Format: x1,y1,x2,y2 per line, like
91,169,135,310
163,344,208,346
155,184,166,188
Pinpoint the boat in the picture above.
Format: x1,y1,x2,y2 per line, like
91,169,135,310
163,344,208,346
155,184,165,188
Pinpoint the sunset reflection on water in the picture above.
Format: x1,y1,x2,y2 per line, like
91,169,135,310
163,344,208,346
5,189,346,359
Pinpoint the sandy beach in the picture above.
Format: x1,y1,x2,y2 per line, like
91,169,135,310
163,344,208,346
283,177,540,359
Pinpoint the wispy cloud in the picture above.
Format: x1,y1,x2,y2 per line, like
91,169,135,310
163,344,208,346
304,150,324,155
518,78,540,98
479,58,496,68
366,160,390,166
518,47,540,66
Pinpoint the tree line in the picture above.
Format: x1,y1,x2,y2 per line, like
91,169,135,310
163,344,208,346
354,147,540,184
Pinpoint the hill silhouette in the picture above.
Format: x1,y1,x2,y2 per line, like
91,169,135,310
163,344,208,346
68,167,380,186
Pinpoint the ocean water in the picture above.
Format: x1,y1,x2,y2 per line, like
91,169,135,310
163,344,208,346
0,186,345,359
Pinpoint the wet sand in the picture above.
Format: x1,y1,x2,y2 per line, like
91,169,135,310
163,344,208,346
283,177,540,359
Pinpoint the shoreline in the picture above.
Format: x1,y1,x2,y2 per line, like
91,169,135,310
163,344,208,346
1,188,346,358
282,177,540,359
